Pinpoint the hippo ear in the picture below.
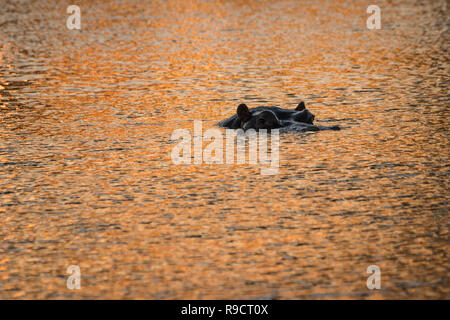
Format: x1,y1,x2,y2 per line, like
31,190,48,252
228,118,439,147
237,104,251,122
295,101,306,111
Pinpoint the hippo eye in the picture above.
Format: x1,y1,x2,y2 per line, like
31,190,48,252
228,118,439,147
257,118,265,124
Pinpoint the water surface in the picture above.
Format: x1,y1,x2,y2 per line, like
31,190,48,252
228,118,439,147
0,0,448,299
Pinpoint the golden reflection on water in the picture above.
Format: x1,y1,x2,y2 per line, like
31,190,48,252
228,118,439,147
0,0,448,298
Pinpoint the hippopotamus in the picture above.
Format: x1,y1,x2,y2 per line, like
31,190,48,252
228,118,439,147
217,101,340,132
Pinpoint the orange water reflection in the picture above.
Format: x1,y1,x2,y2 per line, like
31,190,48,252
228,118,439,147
0,0,448,299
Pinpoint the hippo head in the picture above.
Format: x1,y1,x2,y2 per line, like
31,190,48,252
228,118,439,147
293,101,315,124
237,104,281,130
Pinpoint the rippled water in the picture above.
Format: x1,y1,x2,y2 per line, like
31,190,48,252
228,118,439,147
0,0,448,299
